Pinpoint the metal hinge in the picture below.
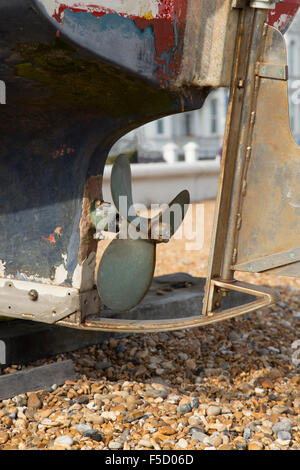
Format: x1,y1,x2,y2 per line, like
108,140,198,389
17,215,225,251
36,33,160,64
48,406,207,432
256,62,288,80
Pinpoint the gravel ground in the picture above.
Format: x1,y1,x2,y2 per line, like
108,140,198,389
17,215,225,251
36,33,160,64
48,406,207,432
0,200,299,450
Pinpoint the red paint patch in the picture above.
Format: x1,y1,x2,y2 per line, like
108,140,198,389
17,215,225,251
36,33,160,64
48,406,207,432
52,145,75,159
42,227,63,244
50,1,188,80
52,1,176,23
134,17,174,57
42,233,56,244
268,0,300,32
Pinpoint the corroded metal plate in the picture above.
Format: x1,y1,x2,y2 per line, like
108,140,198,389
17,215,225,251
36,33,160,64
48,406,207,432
234,26,300,277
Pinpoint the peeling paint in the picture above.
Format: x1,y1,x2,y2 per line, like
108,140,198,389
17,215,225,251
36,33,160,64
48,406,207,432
79,175,103,264
35,0,187,82
54,262,68,284
72,262,82,289
54,226,63,236
72,252,96,291
268,2,300,33
42,233,56,244
39,0,175,22
42,226,63,244
0,260,6,277
16,272,54,284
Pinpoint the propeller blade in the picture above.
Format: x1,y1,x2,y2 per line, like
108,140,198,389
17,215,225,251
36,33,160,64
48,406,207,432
111,155,137,222
110,155,190,242
150,189,190,242
97,238,156,312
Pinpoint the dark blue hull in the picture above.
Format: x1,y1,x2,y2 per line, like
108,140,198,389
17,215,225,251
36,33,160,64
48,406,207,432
0,0,209,285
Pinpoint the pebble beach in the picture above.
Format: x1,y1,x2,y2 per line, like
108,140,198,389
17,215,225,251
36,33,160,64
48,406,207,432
0,201,299,450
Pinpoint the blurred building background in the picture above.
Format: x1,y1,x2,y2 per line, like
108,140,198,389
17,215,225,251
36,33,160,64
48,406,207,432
287,10,300,145
109,11,300,163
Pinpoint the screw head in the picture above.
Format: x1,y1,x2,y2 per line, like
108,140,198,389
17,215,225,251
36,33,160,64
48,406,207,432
28,289,38,301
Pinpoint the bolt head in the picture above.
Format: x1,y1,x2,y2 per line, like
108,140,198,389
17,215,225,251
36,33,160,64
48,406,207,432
28,289,38,301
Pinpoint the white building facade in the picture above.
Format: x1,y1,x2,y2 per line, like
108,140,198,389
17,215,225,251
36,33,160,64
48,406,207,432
110,12,300,161
287,12,300,145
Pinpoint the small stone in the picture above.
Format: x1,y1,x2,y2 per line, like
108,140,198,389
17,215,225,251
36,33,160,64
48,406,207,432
158,333,169,341
108,441,123,449
27,392,42,411
95,361,112,370
75,424,93,434
239,383,254,394
86,401,96,410
261,379,274,389
248,441,263,450
177,403,192,415
14,418,27,429
1,416,13,428
109,338,118,349
135,365,147,377
207,405,221,417
186,358,196,370
126,395,138,410
13,394,27,407
293,398,300,413
177,438,188,449
84,413,104,425
77,397,89,405
178,353,188,361
188,415,202,426
159,426,176,435
145,389,168,399
272,405,289,415
276,431,291,445
272,421,291,435
228,331,240,341
54,435,73,448
82,429,103,442
234,438,247,450
209,434,222,448
38,409,52,419
116,343,126,354
190,428,209,443
156,289,165,296
0,430,8,445
191,397,200,409
124,410,145,423
218,444,234,450
101,411,117,422
138,439,153,448
243,427,252,441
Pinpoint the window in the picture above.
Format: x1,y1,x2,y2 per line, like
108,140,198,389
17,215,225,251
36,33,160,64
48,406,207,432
157,119,164,135
210,99,218,134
